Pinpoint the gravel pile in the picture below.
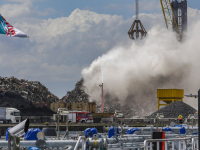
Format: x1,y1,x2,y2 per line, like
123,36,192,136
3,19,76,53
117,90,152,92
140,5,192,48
0,76,59,103
0,91,55,116
61,78,89,103
147,101,197,118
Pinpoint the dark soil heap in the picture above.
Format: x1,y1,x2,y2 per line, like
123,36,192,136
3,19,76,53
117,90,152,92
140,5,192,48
61,78,89,103
0,91,55,116
0,76,59,103
0,91,30,108
147,101,197,118
19,106,55,116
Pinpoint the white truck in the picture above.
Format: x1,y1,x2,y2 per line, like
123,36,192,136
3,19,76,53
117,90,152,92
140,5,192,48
0,107,21,124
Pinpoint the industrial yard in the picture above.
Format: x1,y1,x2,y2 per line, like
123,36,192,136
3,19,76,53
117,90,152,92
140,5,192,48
1,0,200,149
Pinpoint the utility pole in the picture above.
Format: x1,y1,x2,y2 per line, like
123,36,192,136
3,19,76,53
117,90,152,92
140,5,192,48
99,83,104,113
99,63,104,113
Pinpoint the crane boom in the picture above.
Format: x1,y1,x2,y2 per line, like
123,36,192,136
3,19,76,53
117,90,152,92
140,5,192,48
160,0,180,39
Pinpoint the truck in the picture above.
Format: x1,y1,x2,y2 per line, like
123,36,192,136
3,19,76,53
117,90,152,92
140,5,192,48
56,108,93,123
68,111,93,123
0,107,21,124
101,110,124,123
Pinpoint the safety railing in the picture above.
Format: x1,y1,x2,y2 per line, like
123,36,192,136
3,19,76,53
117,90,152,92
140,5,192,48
144,137,191,150
192,137,198,150
74,136,86,150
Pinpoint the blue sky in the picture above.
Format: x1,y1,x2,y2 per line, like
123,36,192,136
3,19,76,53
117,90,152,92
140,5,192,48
24,0,200,19
0,0,200,103
1,0,199,20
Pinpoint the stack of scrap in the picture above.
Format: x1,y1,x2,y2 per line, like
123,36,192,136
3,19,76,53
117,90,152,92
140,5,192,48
61,78,122,113
96,103,122,113
147,101,197,118
0,91,55,116
19,105,55,116
0,76,59,103
0,91,30,108
61,78,89,103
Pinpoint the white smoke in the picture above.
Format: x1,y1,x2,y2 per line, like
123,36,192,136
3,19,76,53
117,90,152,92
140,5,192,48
82,10,200,116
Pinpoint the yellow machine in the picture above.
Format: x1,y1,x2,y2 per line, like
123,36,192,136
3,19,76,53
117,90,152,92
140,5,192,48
160,0,180,40
157,89,184,110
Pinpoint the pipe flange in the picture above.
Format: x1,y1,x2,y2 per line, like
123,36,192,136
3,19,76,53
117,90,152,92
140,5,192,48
36,139,47,149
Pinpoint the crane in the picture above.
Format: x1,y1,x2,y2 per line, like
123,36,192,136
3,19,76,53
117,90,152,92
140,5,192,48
160,0,187,41
128,0,147,40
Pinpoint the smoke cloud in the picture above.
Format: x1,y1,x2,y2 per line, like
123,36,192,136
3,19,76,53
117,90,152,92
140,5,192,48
82,13,200,117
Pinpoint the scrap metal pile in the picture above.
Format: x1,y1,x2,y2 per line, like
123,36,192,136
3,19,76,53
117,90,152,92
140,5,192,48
147,101,197,118
94,91,156,117
61,79,128,114
0,76,59,103
61,78,89,103
0,91,55,116
96,103,122,113
95,93,122,113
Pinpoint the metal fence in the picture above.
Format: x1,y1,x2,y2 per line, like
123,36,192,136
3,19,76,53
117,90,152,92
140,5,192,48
192,137,198,150
144,137,191,150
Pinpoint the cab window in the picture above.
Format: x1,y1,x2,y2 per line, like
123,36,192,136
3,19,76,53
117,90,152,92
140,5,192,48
14,112,20,116
78,113,82,116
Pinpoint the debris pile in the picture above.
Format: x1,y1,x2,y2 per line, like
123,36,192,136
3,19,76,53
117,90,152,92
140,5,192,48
94,92,156,117
147,101,197,118
96,103,122,113
0,76,59,103
61,78,89,103
60,78,121,113
0,91,30,108
0,91,55,116
95,94,122,113
19,106,55,116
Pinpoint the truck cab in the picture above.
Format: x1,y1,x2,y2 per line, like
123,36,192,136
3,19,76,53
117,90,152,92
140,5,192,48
6,108,21,123
77,112,93,123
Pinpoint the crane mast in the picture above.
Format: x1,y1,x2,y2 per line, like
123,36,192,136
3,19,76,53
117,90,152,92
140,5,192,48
160,0,187,40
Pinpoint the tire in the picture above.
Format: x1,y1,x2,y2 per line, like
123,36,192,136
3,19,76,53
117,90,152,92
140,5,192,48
81,120,85,123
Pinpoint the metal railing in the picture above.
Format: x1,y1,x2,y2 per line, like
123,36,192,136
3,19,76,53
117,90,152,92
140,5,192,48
144,137,191,150
192,137,198,150
0,140,81,148
74,136,86,150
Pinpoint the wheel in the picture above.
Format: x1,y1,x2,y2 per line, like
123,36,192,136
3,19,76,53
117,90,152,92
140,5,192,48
81,120,85,123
